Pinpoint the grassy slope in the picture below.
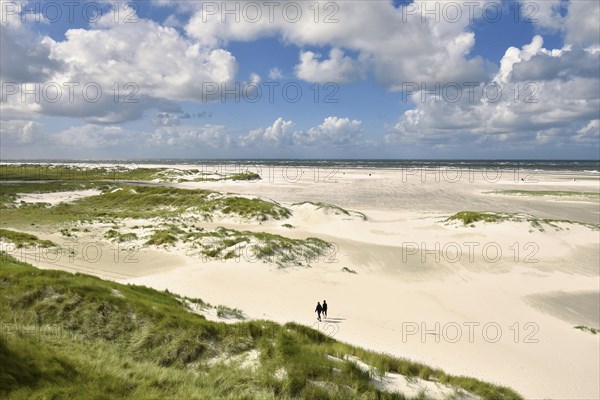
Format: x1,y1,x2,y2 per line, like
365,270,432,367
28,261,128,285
1,185,290,226
0,229,56,248
447,211,600,231
0,254,522,400
0,164,260,183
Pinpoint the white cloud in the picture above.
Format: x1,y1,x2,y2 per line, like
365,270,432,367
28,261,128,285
387,36,600,150
238,116,363,148
496,35,544,84
268,68,284,80
43,12,238,102
185,1,493,88
521,0,600,48
0,120,42,145
238,117,297,147
295,116,363,145
2,4,239,123
295,48,360,84
574,119,600,144
564,0,600,47
0,2,63,83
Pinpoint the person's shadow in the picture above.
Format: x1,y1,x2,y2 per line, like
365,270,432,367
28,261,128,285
321,317,345,324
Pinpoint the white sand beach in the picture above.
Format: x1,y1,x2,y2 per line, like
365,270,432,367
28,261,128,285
13,166,600,399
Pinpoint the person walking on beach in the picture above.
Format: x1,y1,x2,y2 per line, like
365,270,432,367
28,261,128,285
315,301,323,321
322,300,328,319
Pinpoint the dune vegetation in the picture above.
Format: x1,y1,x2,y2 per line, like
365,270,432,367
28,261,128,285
488,190,600,201
143,225,332,267
0,253,522,400
1,184,290,227
0,229,56,248
0,164,261,183
446,211,600,231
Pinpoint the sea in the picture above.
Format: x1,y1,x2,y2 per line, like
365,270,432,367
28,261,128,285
2,159,599,174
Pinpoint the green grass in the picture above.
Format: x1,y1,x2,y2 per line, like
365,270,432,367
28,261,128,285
0,254,522,399
489,190,600,200
216,305,245,319
177,226,331,267
97,223,327,267
447,211,600,231
145,230,179,246
192,172,262,182
0,164,164,182
447,211,508,225
574,326,599,335
0,181,104,208
104,229,139,243
1,185,291,227
0,229,55,248
0,164,262,184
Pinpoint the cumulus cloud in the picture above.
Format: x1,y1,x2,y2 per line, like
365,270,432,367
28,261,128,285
496,35,544,84
295,117,363,145
238,116,363,148
574,120,600,144
185,1,493,88
295,48,361,84
0,2,63,83
238,117,296,148
564,0,600,47
1,3,239,123
268,68,284,80
387,33,600,151
521,0,600,48
0,120,42,145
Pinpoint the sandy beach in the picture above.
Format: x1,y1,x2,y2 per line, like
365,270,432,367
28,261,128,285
11,165,600,399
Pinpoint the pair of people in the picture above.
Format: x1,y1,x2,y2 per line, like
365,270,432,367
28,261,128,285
315,300,328,321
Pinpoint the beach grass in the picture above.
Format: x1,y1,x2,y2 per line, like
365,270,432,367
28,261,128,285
0,164,162,181
0,185,291,227
216,305,245,319
176,226,331,267
447,211,600,231
0,229,56,248
0,253,523,400
574,326,599,335
447,211,508,225
0,164,261,183
0,181,104,208
104,229,139,243
488,190,600,200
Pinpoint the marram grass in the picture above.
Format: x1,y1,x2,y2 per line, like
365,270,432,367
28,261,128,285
0,253,523,400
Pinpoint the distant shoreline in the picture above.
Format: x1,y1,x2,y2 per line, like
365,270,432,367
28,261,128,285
1,160,599,175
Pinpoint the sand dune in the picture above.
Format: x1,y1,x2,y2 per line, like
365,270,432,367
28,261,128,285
12,167,600,399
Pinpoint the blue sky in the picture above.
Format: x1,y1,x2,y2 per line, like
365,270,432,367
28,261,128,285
1,0,599,159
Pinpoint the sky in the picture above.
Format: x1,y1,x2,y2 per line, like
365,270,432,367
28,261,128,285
1,0,599,159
